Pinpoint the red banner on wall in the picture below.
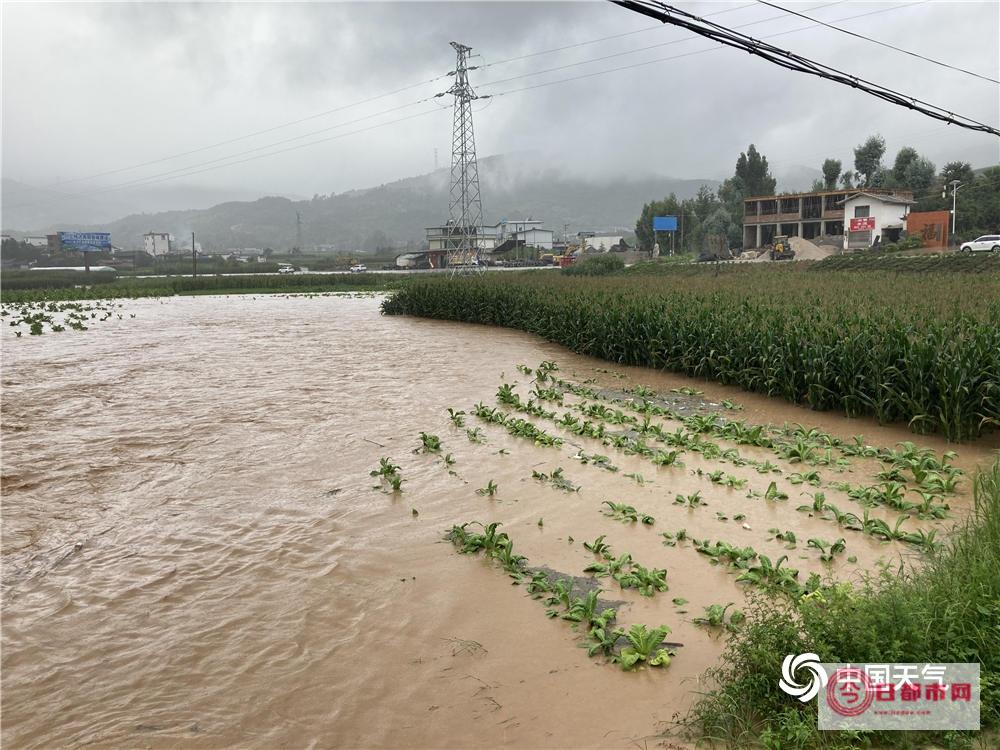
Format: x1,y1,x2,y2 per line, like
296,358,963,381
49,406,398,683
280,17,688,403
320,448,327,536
849,217,876,231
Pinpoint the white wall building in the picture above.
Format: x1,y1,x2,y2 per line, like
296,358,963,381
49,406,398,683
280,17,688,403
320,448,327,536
143,232,173,256
841,192,915,250
24,235,48,248
583,235,624,253
425,219,554,255
515,228,553,250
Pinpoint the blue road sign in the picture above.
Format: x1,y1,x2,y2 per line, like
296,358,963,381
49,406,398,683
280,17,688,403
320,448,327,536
59,232,111,251
652,216,678,232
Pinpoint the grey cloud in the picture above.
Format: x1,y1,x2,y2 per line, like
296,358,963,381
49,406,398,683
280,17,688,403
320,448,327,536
2,1,997,209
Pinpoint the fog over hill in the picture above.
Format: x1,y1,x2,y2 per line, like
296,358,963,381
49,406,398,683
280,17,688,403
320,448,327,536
3,155,725,252
1,179,289,232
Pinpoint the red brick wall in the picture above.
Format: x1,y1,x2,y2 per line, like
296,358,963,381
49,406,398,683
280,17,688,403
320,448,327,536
906,210,950,248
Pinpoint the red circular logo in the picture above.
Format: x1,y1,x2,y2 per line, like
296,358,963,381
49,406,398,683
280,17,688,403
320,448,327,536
826,668,875,717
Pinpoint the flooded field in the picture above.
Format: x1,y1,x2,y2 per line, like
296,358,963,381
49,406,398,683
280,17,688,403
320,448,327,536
2,294,997,749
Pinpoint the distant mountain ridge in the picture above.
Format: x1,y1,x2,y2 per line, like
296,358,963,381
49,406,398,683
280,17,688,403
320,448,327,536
1,178,286,232
3,155,721,252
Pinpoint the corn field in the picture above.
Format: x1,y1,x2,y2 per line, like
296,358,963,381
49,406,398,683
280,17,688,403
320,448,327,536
382,267,1000,441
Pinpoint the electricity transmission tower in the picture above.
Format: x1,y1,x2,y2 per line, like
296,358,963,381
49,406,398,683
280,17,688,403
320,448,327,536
446,41,488,274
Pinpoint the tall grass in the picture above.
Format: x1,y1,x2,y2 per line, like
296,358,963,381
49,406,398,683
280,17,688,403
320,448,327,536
689,456,1000,748
381,268,1000,440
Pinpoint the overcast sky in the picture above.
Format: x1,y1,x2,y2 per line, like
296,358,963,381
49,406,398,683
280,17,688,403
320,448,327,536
3,0,998,203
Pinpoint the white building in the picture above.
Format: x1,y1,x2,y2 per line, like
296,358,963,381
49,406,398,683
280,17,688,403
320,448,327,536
143,232,173,256
841,192,915,250
583,235,624,253
24,235,48,248
425,218,555,256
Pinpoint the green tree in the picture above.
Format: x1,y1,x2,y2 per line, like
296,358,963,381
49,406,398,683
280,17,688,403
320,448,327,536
892,146,919,182
715,144,776,247
735,144,777,197
913,166,999,242
821,158,842,189
940,161,975,186
904,156,936,194
840,171,856,189
635,194,681,252
853,135,886,186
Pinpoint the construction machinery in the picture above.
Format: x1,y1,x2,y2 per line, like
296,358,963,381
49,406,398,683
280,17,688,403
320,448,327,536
769,235,795,261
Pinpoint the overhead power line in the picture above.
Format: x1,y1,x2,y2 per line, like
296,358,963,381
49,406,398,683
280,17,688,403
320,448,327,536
34,6,757,194
7,97,446,208
609,1,999,136
480,0,845,89
38,74,452,192
487,2,924,98
756,0,999,84
51,108,446,200
12,1,995,208
476,1,758,70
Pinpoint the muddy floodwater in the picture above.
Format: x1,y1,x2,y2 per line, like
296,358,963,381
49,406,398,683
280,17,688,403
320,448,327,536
2,294,997,749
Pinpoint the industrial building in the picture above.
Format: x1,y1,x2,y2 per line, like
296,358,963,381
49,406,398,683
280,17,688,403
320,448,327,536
742,187,914,250
423,218,555,264
143,232,173,257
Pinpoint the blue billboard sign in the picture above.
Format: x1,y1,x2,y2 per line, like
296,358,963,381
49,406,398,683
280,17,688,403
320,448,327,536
59,232,111,251
652,216,678,231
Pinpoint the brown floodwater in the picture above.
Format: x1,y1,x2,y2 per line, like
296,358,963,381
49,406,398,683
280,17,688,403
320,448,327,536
2,294,997,749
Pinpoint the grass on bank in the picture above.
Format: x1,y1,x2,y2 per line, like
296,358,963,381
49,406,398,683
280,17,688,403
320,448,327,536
688,456,1000,749
0,271,405,303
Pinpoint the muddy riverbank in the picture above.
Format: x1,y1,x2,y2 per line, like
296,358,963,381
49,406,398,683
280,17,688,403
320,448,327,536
2,294,996,748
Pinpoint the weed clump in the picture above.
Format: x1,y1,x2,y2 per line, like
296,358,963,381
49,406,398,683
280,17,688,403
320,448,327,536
689,459,1000,747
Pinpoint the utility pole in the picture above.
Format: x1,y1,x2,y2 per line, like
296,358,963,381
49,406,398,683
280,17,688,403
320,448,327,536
192,231,197,277
295,211,303,253
943,179,962,243
444,41,489,275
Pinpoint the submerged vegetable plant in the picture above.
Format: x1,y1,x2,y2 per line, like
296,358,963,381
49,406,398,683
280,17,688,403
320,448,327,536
369,457,404,492
476,480,499,497
602,501,654,525
418,432,442,453
616,624,674,670
694,603,745,631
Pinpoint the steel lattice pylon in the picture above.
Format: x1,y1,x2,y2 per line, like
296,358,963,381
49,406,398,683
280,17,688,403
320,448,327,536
446,41,486,275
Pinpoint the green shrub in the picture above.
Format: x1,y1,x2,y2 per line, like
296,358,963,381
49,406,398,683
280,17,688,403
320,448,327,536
562,254,625,276
689,458,1000,747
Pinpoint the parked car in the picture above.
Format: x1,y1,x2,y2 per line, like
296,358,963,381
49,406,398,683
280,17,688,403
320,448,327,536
350,263,368,273
277,265,296,274
959,235,1000,253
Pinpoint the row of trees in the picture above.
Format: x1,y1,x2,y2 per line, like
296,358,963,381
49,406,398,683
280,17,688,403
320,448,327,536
635,144,776,250
812,135,937,194
636,136,998,251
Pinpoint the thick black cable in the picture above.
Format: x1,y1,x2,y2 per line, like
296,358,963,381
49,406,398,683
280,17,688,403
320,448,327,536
609,1,999,136
480,0,844,90
756,0,999,84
